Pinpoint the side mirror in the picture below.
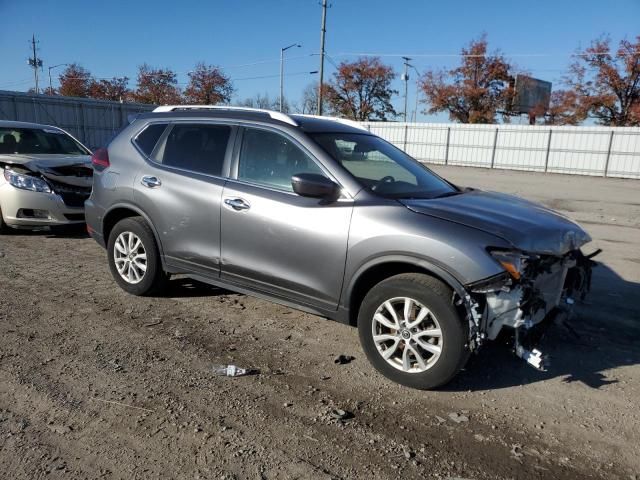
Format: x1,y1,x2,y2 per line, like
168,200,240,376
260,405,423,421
291,173,340,200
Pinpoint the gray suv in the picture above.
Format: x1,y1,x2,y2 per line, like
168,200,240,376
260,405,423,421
86,106,595,389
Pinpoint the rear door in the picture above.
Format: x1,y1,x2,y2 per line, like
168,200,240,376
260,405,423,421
133,121,236,277
220,126,353,310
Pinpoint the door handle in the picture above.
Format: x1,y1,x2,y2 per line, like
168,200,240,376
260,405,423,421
224,198,251,211
141,175,162,188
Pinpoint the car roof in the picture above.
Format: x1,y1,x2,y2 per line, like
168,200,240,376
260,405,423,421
0,120,62,130
136,106,370,135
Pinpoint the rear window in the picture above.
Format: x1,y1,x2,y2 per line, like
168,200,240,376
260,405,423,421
134,123,167,156
0,127,89,155
158,124,231,177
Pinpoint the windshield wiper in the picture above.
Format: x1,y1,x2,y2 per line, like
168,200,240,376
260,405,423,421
431,190,464,199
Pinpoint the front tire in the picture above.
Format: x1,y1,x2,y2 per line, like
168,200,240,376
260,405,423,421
0,206,8,234
358,273,468,390
107,217,168,296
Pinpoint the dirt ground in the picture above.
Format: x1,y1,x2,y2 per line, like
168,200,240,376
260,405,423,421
1,166,639,480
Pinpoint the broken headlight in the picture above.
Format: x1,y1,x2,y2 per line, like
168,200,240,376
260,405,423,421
3,168,51,193
488,249,528,280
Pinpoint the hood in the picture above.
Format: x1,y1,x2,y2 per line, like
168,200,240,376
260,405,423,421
401,190,591,256
0,154,92,188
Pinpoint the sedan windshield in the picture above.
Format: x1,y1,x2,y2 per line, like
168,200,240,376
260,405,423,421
0,127,89,155
311,132,457,199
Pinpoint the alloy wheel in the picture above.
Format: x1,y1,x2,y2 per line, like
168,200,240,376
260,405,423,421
113,231,147,284
371,296,443,373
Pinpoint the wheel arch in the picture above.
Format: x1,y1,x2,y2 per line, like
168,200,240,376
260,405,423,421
102,203,166,267
344,255,467,327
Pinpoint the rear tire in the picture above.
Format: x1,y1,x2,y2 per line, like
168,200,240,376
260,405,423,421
357,273,469,390
107,217,168,296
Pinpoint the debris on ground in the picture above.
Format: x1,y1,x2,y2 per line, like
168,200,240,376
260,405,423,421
334,354,355,364
511,443,524,459
448,412,469,424
212,365,260,377
329,409,354,421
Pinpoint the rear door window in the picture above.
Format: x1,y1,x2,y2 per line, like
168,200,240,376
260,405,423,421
159,124,231,177
134,123,167,156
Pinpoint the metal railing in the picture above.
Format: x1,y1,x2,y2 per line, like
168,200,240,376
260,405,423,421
361,122,640,179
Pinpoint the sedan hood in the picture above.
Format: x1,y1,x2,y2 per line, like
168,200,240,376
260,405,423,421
401,190,591,256
0,154,92,188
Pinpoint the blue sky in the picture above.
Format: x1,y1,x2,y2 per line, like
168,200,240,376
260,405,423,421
1,0,638,121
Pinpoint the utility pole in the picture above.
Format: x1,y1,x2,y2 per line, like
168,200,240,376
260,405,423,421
317,0,328,115
401,57,412,122
280,43,301,112
28,34,43,94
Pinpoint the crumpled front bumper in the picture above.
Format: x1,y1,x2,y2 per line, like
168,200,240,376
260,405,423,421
460,249,598,369
0,182,86,227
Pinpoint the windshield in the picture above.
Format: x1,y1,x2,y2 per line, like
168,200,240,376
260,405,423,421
311,132,457,199
0,127,90,156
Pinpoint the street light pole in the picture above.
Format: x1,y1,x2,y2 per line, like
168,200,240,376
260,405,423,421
48,63,68,95
401,57,412,122
280,43,301,112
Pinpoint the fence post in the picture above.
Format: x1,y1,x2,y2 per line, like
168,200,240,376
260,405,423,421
444,126,451,165
403,123,409,151
603,130,614,177
12,95,19,120
544,129,553,173
80,103,88,146
490,127,499,168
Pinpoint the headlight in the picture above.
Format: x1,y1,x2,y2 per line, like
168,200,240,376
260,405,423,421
489,249,528,280
3,168,51,193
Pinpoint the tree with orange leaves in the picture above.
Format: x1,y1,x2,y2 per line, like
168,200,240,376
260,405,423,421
564,36,640,126
325,57,397,121
58,63,92,97
134,64,182,105
419,36,514,124
184,62,233,105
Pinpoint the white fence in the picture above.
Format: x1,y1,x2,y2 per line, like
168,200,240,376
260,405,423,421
361,122,640,179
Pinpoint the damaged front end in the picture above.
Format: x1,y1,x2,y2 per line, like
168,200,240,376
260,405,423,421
1,159,93,225
459,248,600,370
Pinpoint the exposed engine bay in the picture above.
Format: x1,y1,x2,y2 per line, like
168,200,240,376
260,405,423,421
459,248,600,370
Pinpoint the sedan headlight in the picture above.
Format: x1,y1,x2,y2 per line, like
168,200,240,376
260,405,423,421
489,249,528,280
3,168,51,193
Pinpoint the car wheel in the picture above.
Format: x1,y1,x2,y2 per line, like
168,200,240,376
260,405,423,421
107,217,168,296
0,206,8,234
358,273,469,390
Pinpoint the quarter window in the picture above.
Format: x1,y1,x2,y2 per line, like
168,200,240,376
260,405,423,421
238,128,325,192
159,124,231,177
134,123,167,157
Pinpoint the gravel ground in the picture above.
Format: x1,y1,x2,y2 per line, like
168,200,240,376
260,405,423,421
0,166,638,480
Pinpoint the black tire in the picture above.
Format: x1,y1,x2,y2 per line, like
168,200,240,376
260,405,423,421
0,206,9,234
107,216,169,296
357,273,469,390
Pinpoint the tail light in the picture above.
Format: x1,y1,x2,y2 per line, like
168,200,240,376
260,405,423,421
91,148,110,170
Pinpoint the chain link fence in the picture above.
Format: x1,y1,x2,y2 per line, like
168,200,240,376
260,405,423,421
0,90,155,150
362,122,640,179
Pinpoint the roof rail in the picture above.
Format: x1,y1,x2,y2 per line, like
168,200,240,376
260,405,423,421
152,105,298,127
292,114,370,132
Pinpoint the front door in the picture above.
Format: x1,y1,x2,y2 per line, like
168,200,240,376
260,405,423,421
220,127,352,310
